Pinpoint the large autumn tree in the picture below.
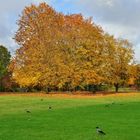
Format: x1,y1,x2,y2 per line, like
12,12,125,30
10,3,106,90
9,2,134,92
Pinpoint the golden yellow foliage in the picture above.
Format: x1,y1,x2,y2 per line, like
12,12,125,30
9,3,134,91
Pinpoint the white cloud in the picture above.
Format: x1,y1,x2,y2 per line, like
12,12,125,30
135,44,140,63
96,0,115,7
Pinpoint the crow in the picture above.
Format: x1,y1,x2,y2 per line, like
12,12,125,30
96,127,106,135
48,106,52,110
26,110,31,113
105,104,110,107
111,102,115,105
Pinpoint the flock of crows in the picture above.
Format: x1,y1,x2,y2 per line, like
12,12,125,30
25,98,52,114
25,99,124,136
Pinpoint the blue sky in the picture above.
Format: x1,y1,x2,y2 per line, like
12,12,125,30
0,0,140,62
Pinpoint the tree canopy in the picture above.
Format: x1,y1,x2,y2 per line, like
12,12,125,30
0,45,11,91
0,45,11,79
9,3,134,92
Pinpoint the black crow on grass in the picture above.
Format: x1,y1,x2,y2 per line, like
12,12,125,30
105,104,110,107
26,110,31,113
96,127,106,135
48,106,52,110
111,101,115,105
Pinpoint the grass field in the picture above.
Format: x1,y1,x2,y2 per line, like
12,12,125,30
0,93,140,140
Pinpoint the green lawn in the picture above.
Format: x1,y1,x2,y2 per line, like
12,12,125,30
0,93,140,140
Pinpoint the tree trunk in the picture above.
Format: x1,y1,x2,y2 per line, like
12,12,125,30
114,83,119,93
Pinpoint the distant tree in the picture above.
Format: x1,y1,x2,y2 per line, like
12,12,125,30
0,45,11,91
103,35,134,92
134,64,140,89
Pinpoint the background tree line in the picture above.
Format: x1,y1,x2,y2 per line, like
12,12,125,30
1,3,140,93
